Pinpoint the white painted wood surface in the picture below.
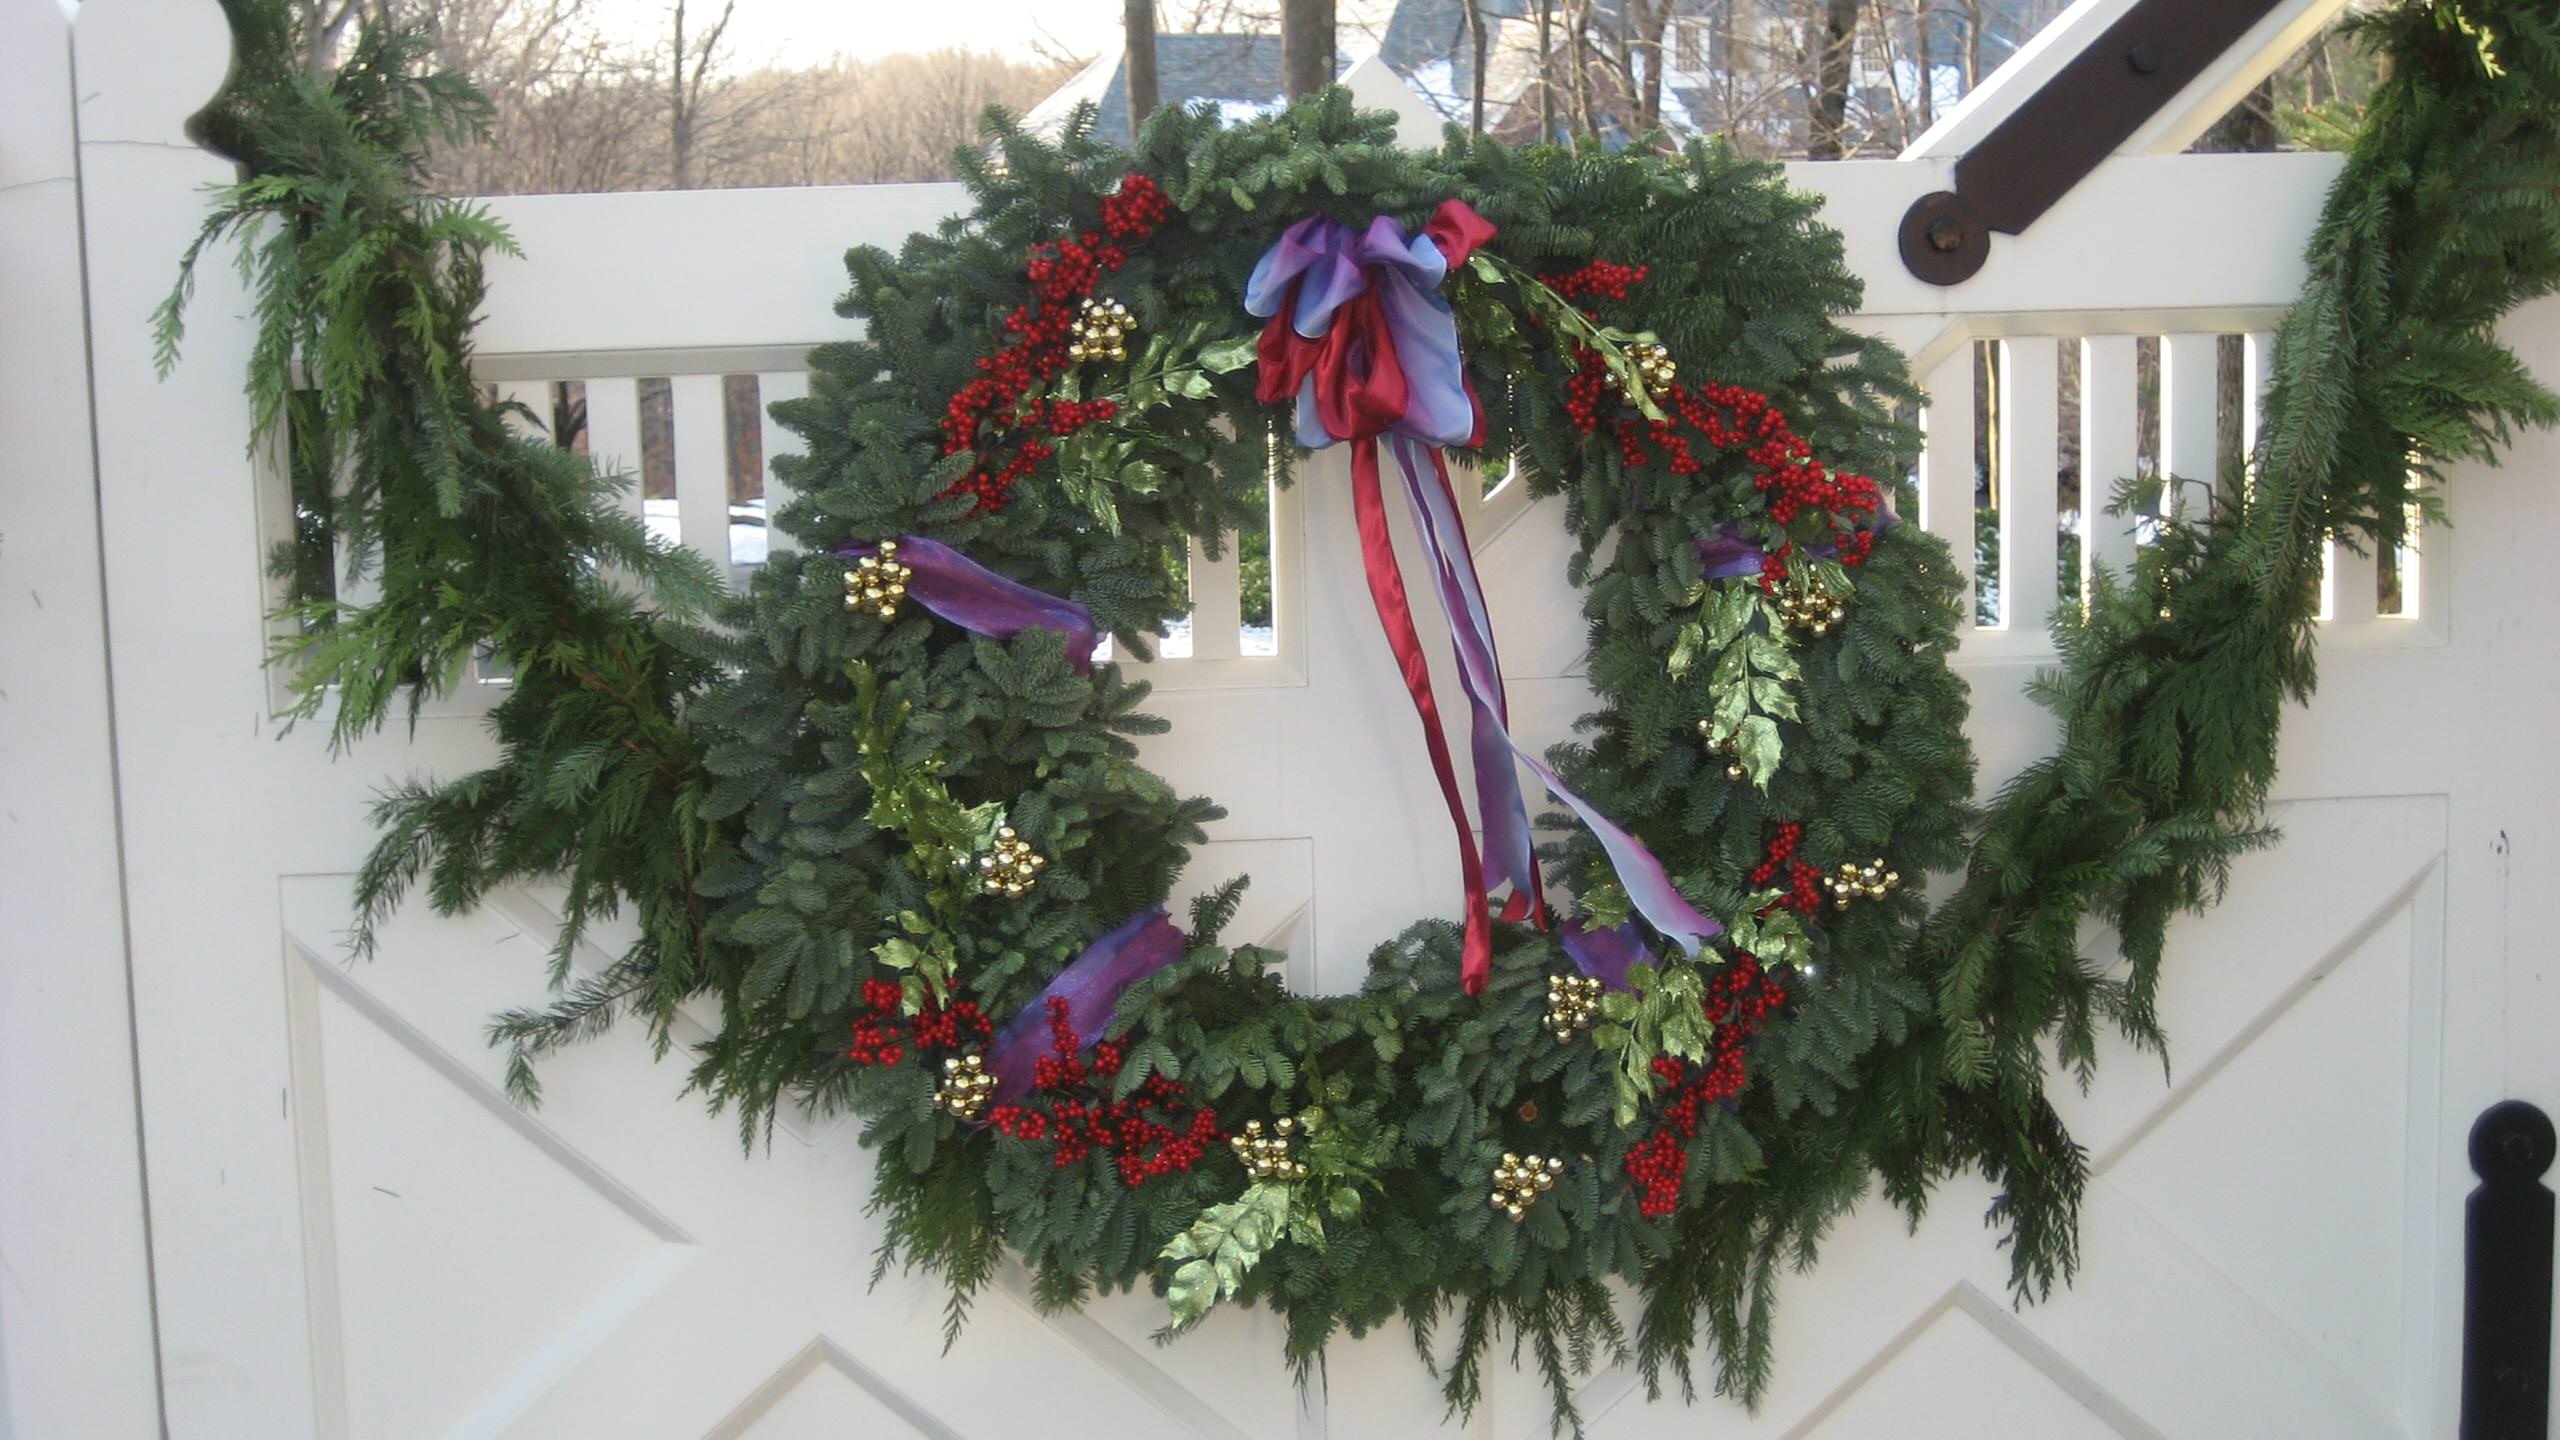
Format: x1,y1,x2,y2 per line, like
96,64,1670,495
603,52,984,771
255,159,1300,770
8,0,2554,1435
0,1,165,1435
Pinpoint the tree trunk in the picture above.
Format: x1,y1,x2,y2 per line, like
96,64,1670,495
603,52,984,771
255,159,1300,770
671,0,692,189
1462,0,1489,135
1281,0,1334,101
1567,0,1599,139
1635,0,1668,135
2192,78,2279,154
1806,0,1860,159
1535,0,1556,143
1124,0,1160,138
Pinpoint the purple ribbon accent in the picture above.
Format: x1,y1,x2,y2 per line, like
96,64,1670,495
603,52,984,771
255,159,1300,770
1696,528,1769,581
985,908,1187,1103
837,536,1099,674
1244,213,1479,450
1386,435,1723,959
1558,917,1650,992
1695,499,1901,580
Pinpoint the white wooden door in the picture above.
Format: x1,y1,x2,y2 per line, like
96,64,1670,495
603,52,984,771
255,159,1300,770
50,1,2560,1436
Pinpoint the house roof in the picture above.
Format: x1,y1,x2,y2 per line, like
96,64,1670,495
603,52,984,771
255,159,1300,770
1029,0,2057,150
1024,33,1304,148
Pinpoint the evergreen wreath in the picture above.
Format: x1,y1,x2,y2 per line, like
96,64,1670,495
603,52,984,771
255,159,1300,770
163,2,2559,1430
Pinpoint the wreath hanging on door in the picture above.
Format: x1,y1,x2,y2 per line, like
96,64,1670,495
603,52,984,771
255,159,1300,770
167,6,2559,1432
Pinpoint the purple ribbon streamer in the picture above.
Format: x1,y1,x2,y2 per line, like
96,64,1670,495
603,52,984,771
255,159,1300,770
985,908,1188,1104
1558,917,1651,992
837,536,1100,674
1243,213,1477,450
1386,435,1724,959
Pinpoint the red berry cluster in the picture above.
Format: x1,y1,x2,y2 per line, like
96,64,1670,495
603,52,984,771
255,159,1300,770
847,980,909,1065
1570,366,1885,558
1542,258,1650,303
1690,380,1883,530
1541,257,1886,570
936,173,1167,511
1621,955,1788,1216
1748,822,1825,915
1101,172,1170,238
986,998,1223,1187
846,979,994,1067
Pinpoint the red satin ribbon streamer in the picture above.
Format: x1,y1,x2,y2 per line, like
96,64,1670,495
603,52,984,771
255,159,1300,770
1345,436,1497,986
1253,201,1519,992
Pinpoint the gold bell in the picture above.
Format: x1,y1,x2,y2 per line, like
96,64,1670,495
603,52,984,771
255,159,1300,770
1067,296,1132,363
1490,1152,1565,1221
1699,721,1747,780
844,541,913,619
1228,1116,1310,1181
977,826,1046,898
1824,857,1900,907
1543,974,1603,1042
1627,341,1678,401
936,1054,998,1120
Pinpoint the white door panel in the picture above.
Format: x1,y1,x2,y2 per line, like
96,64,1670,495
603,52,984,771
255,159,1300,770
49,0,2559,1427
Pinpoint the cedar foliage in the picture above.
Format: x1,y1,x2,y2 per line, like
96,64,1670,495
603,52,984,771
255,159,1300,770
161,0,2560,1431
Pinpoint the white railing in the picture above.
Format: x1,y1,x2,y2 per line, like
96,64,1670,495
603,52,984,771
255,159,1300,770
429,139,2435,718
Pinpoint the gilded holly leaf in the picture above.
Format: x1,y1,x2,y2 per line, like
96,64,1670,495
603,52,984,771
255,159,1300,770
1197,334,1259,373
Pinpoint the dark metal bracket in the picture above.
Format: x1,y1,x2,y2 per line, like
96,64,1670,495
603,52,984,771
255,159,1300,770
2464,1100,2554,1440
1899,0,2286,286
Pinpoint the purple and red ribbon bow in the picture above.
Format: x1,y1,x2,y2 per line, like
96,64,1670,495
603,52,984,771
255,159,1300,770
1246,201,1721,994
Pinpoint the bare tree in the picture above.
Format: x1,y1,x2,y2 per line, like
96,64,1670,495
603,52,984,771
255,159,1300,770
1534,0,1555,141
729,50,1070,187
1124,0,1161,136
1281,0,1334,99
1805,0,1859,157
1469,3,1495,133
407,0,659,195
666,0,737,189
1164,0,1277,29
300,0,370,73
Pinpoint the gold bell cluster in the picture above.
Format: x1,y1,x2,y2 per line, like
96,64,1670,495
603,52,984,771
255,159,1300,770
843,542,912,619
1544,973,1603,1042
1067,297,1133,363
1627,340,1678,401
1490,1153,1564,1221
978,827,1045,898
936,1054,997,1120
1229,1117,1309,1181
1826,858,1899,909
1700,723,1746,780
1773,575,1847,637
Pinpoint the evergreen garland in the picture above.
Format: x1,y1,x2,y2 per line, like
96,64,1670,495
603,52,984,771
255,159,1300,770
163,1,2559,1429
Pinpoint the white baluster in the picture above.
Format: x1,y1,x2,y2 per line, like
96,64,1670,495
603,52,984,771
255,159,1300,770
2080,335,2141,593
670,374,732,577
581,377,646,590
1921,345,1979,621
2329,531,2381,626
492,379,554,443
1187,532,1243,662
756,370,808,557
2000,338,2061,638
2242,330,2279,482
2161,331,2219,517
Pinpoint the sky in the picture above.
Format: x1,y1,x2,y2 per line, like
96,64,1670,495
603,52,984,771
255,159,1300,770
587,0,1129,69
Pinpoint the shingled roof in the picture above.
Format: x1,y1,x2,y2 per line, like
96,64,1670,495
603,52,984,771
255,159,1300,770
1025,33,1298,148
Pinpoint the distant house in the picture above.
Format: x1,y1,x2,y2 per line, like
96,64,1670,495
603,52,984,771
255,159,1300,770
1028,0,2056,157
1023,29,1445,149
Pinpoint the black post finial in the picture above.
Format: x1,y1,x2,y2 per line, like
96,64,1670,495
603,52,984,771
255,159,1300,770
2463,1100,2555,1440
